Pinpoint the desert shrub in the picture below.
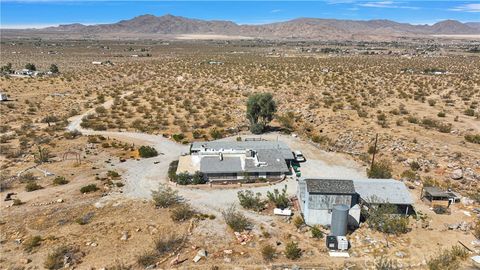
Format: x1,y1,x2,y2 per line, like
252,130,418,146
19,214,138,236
138,146,158,158
151,184,183,208
13,198,23,205
473,219,480,239
175,172,191,185
168,160,179,181
172,133,185,142
365,204,409,235
34,146,50,164
64,130,82,139
464,108,475,116
285,241,301,260
312,135,331,145
250,123,265,134
237,190,265,212
437,123,452,133
261,244,276,261
277,112,295,131
80,184,99,193
406,116,418,124
209,128,224,139
375,256,400,270
191,171,206,184
25,63,36,71
400,170,418,181
25,181,42,192
19,172,36,183
293,215,304,228
76,212,94,225
107,170,120,178
44,246,79,270
266,185,289,209
427,245,468,270
23,235,42,252
136,252,158,267
155,234,182,255
409,161,421,171
437,111,446,117
367,160,393,179
170,203,195,222
222,204,252,232
428,99,436,106
465,134,480,144
311,226,324,239
53,176,69,185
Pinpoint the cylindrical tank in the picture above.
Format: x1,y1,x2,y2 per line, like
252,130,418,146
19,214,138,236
331,204,349,236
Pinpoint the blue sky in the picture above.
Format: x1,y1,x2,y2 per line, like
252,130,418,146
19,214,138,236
1,1,479,29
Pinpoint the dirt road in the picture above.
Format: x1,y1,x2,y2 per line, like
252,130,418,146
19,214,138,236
67,97,366,225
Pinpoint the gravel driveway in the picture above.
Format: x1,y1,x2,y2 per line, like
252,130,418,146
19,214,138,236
68,98,366,223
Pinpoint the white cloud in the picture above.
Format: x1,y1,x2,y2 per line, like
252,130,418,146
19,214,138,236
450,3,480,13
359,1,419,10
270,9,282,13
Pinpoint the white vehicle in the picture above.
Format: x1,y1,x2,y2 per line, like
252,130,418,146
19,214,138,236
293,151,306,162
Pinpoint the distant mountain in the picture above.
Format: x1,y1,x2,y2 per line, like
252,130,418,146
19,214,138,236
3,14,480,40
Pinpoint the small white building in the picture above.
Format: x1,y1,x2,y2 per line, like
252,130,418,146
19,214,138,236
0,93,8,101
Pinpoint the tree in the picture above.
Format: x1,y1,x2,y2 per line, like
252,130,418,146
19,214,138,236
246,93,276,134
237,190,265,212
49,64,59,74
25,63,36,71
0,63,13,74
138,146,158,158
285,241,301,260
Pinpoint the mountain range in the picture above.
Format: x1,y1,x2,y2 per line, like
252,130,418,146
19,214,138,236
4,14,480,40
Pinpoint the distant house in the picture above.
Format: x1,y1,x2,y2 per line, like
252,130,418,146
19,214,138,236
421,186,461,208
15,69,37,76
0,93,8,101
176,140,294,182
297,179,361,227
92,61,102,65
297,178,414,227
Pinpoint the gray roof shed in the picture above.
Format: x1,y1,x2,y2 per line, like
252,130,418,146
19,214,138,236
353,179,413,205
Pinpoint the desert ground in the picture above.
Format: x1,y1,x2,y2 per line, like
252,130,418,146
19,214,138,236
0,38,479,269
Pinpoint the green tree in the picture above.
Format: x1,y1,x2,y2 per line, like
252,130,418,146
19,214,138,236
25,63,36,71
246,93,276,134
49,64,59,74
0,63,13,74
266,185,290,209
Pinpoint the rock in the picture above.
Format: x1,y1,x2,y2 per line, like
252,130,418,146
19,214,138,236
120,231,129,241
451,169,463,180
224,257,232,263
20,258,31,264
193,249,207,263
223,249,233,254
395,251,406,258
56,198,64,203
91,242,98,247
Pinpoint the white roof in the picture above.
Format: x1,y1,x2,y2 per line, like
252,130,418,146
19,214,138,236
353,178,413,205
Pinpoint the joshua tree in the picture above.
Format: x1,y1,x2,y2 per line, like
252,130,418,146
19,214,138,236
246,93,276,134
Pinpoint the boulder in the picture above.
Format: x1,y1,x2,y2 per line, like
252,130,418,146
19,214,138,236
451,169,463,180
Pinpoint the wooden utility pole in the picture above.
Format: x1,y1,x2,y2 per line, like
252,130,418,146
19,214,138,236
370,133,379,169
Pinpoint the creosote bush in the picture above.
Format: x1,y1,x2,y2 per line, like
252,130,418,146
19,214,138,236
170,203,195,222
367,160,393,179
266,185,289,209
222,204,252,232
365,204,409,235
427,245,468,270
151,184,183,208
311,226,324,239
138,146,158,158
237,190,265,212
53,176,69,185
80,184,99,193
23,235,42,252
261,244,276,261
285,241,301,260
25,181,42,192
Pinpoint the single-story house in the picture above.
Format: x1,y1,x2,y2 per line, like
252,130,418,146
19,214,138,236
297,178,414,227
297,178,361,227
177,140,294,182
421,186,461,208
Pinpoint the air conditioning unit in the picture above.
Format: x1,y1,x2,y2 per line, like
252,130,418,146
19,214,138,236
326,235,349,251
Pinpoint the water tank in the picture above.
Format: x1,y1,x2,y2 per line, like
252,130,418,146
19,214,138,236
331,204,349,236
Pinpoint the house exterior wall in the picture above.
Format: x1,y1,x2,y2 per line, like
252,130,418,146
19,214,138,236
301,192,360,227
205,172,284,182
